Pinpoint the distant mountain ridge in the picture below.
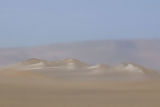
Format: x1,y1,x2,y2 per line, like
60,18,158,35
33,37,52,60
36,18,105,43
0,39,160,70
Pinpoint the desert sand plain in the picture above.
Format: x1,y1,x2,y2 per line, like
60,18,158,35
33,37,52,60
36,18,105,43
0,58,160,107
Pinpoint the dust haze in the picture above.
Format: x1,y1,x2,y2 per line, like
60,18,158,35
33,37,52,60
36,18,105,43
0,39,160,70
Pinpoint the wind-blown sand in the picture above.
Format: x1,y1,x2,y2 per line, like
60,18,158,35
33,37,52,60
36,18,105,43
0,58,160,107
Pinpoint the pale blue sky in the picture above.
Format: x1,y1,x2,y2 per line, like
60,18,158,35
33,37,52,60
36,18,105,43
0,0,160,47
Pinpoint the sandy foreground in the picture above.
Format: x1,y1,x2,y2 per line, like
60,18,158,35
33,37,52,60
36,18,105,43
0,68,160,107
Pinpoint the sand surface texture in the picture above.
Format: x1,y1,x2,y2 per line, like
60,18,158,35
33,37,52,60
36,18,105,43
0,58,160,107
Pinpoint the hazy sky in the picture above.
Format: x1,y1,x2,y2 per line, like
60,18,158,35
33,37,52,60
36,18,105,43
0,0,160,47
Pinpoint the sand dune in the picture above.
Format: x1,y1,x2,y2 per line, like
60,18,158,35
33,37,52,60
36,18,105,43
5,58,157,80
